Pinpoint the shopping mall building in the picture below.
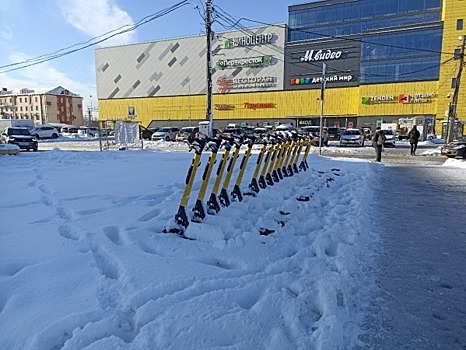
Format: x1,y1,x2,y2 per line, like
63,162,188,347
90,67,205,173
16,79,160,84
95,0,465,137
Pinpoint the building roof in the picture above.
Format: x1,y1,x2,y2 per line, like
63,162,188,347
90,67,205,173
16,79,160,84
1,86,81,97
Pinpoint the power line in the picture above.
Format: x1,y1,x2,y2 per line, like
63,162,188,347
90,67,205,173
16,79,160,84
0,1,191,74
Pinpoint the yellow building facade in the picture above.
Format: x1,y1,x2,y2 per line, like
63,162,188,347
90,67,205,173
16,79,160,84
97,0,465,136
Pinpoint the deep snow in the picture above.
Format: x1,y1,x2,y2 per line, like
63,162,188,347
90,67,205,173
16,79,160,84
0,138,465,350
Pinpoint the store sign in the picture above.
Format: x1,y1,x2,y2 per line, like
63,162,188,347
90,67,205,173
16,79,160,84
224,33,274,49
399,92,435,104
214,104,235,110
297,119,314,127
361,96,397,105
217,55,273,69
301,49,343,62
362,92,436,105
290,75,353,85
216,76,277,93
243,102,275,110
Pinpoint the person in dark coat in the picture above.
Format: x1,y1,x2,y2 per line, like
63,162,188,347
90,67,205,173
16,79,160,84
408,125,421,156
373,127,385,162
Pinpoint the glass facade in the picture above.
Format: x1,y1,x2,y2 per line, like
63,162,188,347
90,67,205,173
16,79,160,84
287,0,443,84
289,0,441,41
360,28,442,83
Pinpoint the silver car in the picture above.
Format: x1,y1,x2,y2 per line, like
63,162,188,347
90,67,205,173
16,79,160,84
340,128,365,147
381,129,396,147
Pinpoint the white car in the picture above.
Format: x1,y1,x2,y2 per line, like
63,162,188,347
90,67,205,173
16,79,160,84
151,127,180,141
381,129,396,147
340,128,365,147
30,125,59,139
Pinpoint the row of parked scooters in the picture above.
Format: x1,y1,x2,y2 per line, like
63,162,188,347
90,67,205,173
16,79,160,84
164,131,313,236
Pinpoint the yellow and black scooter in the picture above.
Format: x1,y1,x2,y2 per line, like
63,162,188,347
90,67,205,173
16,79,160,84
299,134,313,171
282,137,296,177
192,138,222,222
276,136,291,180
258,139,274,189
219,136,243,207
292,137,304,174
266,138,281,186
207,137,233,214
231,136,254,202
164,138,206,234
248,140,267,194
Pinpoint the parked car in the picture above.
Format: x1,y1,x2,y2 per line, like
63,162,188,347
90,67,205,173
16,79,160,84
440,137,466,158
175,126,199,142
30,125,59,139
151,127,180,141
140,126,158,140
326,127,341,141
253,127,269,143
361,127,373,140
300,126,328,146
381,129,396,147
78,126,101,137
340,128,365,147
221,127,244,138
60,126,79,135
1,127,38,151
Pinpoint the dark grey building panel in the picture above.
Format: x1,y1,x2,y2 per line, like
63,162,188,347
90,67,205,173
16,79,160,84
148,85,161,96
167,57,177,67
108,87,119,99
171,42,180,53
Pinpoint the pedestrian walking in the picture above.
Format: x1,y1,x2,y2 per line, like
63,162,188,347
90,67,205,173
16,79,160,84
373,127,386,162
408,125,421,155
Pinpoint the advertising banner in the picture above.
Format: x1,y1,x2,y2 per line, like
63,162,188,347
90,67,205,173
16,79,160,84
284,39,361,90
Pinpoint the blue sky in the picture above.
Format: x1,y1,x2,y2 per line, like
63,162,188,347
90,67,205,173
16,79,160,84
0,0,307,110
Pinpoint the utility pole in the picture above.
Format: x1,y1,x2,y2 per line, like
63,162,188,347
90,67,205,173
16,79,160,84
318,62,326,156
205,0,213,137
447,35,465,143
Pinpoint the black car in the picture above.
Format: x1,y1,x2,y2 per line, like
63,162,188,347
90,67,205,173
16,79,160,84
2,127,38,151
441,137,466,159
140,126,158,140
326,127,341,141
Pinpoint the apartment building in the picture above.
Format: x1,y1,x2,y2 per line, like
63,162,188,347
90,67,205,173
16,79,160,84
0,86,84,126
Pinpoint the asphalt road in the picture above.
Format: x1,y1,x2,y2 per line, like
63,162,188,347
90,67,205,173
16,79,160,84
356,155,466,349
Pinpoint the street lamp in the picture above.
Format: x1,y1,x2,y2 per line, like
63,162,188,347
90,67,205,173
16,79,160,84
89,95,93,124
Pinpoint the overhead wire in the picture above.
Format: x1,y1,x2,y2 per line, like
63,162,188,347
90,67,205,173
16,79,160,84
0,1,191,74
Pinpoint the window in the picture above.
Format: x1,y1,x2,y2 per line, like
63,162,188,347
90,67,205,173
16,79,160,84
454,48,461,59
457,19,463,30
19,98,22,103
451,78,457,88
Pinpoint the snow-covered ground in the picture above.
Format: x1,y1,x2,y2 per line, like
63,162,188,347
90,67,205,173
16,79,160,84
0,138,464,349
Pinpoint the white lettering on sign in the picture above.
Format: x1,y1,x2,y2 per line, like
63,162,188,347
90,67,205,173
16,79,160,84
301,49,342,62
225,33,274,48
